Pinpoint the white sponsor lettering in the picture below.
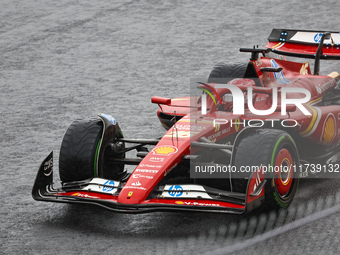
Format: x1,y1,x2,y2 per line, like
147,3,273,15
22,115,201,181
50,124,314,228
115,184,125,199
131,181,142,186
164,130,198,138
139,164,161,168
149,157,164,162
316,80,335,94
135,169,159,174
123,186,147,191
132,174,153,179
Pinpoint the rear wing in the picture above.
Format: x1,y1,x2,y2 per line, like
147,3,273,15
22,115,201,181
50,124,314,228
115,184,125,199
266,29,340,59
265,29,340,75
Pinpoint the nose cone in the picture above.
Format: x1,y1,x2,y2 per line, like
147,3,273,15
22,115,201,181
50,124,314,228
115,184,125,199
117,176,156,204
117,144,189,204
117,120,192,205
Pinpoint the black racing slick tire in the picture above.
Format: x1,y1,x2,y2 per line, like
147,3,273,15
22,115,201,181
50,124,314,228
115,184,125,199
59,119,103,183
208,62,247,83
233,129,299,210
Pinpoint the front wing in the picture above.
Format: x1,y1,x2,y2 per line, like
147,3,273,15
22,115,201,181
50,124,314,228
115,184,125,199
32,152,264,214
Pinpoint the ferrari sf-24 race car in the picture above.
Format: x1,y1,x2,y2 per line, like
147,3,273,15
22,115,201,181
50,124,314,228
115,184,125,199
33,29,340,214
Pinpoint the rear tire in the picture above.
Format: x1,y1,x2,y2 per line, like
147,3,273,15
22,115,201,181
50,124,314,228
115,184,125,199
208,62,247,83
233,129,299,210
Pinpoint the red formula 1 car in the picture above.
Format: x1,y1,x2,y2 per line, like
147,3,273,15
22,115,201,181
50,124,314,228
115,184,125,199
33,29,340,214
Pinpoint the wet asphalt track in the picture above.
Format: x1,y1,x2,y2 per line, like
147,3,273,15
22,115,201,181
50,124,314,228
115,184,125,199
1,0,340,254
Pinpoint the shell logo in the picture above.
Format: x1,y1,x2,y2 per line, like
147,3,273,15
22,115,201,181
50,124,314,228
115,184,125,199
234,119,240,132
322,115,336,143
175,201,184,205
152,146,178,156
72,193,80,196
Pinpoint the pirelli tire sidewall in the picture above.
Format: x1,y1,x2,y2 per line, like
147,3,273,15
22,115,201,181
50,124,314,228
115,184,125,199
266,132,300,209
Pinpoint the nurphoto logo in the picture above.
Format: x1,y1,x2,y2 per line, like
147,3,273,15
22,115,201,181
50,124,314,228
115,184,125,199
201,84,311,116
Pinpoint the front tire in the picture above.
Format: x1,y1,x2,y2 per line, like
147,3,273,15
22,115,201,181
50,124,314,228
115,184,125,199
59,118,126,183
59,119,102,182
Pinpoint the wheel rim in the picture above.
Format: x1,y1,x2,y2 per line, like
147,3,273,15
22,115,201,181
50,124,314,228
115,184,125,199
274,148,294,196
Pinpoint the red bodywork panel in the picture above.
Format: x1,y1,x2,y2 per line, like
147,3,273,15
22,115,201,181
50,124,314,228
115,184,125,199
266,41,340,59
158,56,338,145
